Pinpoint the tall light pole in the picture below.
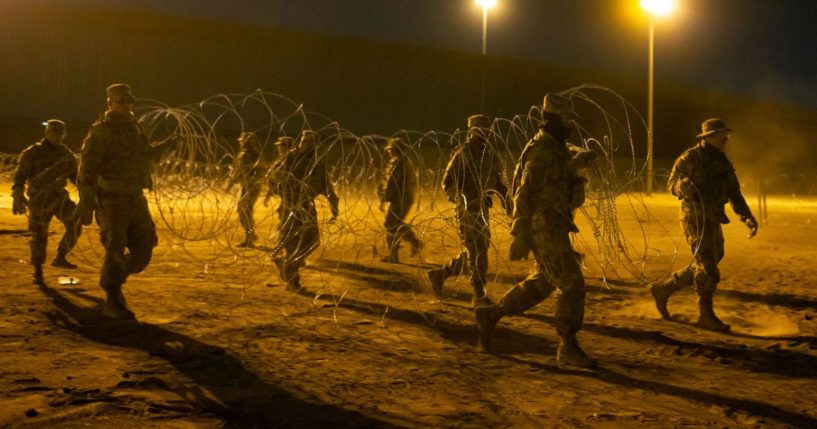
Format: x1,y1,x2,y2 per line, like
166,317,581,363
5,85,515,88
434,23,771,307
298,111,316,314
475,0,496,112
640,0,675,195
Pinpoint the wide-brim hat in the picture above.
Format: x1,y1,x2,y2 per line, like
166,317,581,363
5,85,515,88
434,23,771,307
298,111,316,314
467,114,491,130
42,119,66,135
542,93,578,119
274,136,294,146
106,83,135,103
385,137,406,149
696,118,732,138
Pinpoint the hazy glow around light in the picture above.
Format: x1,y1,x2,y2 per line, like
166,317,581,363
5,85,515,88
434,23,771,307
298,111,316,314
641,0,676,17
476,0,497,10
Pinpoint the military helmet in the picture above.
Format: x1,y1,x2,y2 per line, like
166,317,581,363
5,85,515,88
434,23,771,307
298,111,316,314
42,119,67,136
542,93,578,119
106,83,135,103
696,118,732,139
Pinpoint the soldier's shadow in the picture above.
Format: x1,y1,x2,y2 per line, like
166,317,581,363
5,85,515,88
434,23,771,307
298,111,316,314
37,281,408,429
499,354,817,428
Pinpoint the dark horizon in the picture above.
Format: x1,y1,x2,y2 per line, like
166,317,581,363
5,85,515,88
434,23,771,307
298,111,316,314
53,0,817,109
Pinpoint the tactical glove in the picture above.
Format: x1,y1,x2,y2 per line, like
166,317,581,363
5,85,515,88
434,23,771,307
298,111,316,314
11,190,27,215
742,215,758,238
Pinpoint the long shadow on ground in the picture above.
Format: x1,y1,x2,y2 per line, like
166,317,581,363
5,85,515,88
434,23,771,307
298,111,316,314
523,313,817,378
719,288,817,311
37,282,410,429
289,279,554,355
499,354,817,428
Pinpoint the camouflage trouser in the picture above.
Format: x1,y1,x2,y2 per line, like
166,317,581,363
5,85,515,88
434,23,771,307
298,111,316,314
275,203,320,286
238,184,261,235
665,210,724,296
27,191,80,265
443,207,490,290
97,192,158,291
384,200,420,251
497,211,585,337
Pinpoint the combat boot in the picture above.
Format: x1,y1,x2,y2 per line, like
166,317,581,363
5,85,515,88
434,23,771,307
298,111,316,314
474,304,504,351
286,277,302,293
409,238,423,257
51,253,78,269
649,281,674,320
471,294,494,308
427,268,447,297
696,295,730,332
557,335,597,369
237,231,257,248
32,264,44,285
380,245,400,264
103,288,136,320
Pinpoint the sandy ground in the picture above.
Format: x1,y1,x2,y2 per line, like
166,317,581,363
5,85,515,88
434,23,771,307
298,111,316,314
1,184,816,428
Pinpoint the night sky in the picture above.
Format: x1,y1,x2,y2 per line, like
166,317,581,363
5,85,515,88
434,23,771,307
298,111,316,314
59,0,817,108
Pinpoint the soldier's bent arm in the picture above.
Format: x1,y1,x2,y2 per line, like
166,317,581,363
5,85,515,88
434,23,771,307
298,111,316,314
726,165,753,219
511,148,551,232
667,153,692,198
12,151,33,194
77,127,104,189
441,151,461,202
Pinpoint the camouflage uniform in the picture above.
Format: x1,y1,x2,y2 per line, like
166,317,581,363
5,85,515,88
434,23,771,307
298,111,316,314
429,115,507,303
229,133,266,247
500,130,586,336
475,93,596,368
270,134,339,290
77,85,171,318
652,119,756,330
377,139,422,263
12,133,80,272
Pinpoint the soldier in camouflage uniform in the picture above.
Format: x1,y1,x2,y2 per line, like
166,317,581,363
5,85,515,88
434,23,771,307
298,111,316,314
12,119,81,284
270,130,339,291
475,94,598,368
650,118,758,332
227,132,266,248
76,84,177,319
263,136,295,217
427,115,508,307
377,137,422,263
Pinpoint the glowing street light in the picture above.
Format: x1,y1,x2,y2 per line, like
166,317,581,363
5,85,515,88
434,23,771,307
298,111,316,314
641,0,676,195
476,0,497,56
475,0,497,112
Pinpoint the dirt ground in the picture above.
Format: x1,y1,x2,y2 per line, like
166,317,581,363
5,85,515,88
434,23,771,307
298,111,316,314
1,183,816,428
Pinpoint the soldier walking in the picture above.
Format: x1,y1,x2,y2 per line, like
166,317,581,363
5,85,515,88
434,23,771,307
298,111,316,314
427,115,508,307
12,119,81,284
377,137,422,263
650,118,758,332
263,136,295,218
75,84,177,319
227,132,266,248
475,94,598,368
269,130,339,291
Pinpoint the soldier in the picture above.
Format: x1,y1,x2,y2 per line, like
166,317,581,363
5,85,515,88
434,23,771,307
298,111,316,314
377,137,422,263
650,118,757,332
270,130,339,291
263,136,295,214
474,93,598,368
12,119,81,284
227,132,266,248
75,83,177,319
427,115,508,307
